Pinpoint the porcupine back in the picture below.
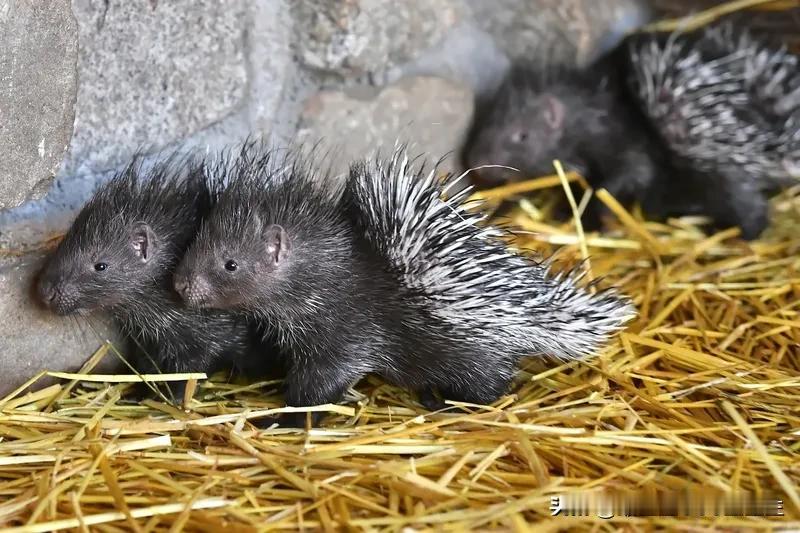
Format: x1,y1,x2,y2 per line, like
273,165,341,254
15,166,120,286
626,20,800,185
346,150,636,362
173,144,635,416
178,146,478,409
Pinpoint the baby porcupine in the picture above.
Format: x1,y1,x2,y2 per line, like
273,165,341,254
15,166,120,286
462,59,690,231
36,156,270,401
464,20,800,239
630,21,799,181
173,146,634,425
626,21,800,237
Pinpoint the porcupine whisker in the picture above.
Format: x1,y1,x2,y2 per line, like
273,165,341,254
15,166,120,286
459,165,521,182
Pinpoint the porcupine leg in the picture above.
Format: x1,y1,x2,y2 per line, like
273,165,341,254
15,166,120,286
125,340,170,402
552,182,590,223
640,170,707,220
417,387,447,411
127,343,225,406
235,328,287,381
262,360,363,428
130,351,191,405
555,174,625,232
435,374,515,409
701,171,769,240
583,151,658,231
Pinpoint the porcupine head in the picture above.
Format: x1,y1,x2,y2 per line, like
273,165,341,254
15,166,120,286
37,161,208,317
464,69,569,185
171,155,310,314
172,145,347,316
173,210,292,312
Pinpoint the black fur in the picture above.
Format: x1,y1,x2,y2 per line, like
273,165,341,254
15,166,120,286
173,150,437,425
463,20,799,240
174,146,633,426
36,156,274,401
462,59,681,230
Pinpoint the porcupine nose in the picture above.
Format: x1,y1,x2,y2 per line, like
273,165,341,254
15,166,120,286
173,277,192,301
36,276,59,309
174,275,210,307
36,276,76,315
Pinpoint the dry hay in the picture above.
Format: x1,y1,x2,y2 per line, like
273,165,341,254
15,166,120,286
1,169,799,531
651,0,800,51
3,2,800,530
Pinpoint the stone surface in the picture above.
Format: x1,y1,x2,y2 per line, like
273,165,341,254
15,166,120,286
395,22,511,100
181,0,301,153
62,0,249,177
466,0,653,67
0,251,120,397
292,0,462,78
0,169,115,251
0,0,299,252
296,76,474,177
0,0,78,209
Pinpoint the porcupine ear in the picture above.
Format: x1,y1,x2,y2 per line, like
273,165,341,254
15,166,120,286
264,224,291,266
542,94,565,131
130,222,158,264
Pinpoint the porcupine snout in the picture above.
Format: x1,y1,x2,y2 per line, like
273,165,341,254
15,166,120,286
36,274,79,316
37,276,58,306
173,274,213,309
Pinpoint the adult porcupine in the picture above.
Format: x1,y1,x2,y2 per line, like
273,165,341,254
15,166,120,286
36,156,273,401
173,146,634,425
464,19,799,239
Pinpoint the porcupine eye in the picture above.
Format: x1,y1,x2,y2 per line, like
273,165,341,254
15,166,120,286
94,262,108,272
510,131,529,144
224,260,238,272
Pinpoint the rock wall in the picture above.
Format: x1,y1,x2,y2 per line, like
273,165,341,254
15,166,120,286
0,0,651,395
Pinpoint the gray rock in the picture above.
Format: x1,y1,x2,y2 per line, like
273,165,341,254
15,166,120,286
0,0,78,209
0,168,117,252
0,1,302,253
62,0,249,177
292,0,462,78
394,22,511,100
296,76,474,177
465,0,653,67
0,251,120,398
180,0,302,153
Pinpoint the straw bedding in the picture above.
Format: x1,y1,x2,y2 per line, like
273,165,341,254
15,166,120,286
3,2,800,531
653,0,800,50
1,171,799,531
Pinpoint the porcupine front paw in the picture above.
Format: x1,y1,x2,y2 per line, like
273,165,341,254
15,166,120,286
553,197,606,232
125,380,187,405
703,177,769,241
251,411,324,429
278,364,360,428
439,374,514,408
126,380,153,402
735,201,769,241
418,387,447,411
580,202,607,232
